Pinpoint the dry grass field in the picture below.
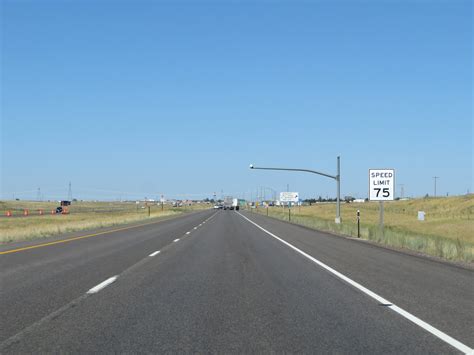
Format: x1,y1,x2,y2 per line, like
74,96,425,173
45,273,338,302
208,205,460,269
0,200,210,243
251,195,473,262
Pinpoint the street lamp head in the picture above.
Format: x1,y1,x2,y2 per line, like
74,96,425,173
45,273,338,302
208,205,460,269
249,164,254,169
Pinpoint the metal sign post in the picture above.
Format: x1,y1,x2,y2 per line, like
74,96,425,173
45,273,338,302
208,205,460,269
379,201,384,236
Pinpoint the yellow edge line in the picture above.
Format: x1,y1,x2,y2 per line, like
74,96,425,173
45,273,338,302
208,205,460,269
0,218,173,255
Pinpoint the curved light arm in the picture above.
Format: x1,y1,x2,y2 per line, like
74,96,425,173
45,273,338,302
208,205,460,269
250,166,337,181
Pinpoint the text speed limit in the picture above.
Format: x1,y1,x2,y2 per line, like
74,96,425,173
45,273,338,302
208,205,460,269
369,169,395,201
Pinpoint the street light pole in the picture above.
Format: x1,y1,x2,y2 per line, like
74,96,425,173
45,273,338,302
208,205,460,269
249,156,342,223
336,156,341,224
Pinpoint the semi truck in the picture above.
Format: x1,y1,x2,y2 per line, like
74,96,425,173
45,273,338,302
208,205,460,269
223,197,241,210
223,196,234,210
232,198,240,210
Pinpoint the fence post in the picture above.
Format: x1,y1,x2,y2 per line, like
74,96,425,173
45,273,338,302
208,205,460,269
357,210,360,238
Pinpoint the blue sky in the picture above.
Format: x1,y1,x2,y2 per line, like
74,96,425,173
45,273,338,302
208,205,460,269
1,0,472,201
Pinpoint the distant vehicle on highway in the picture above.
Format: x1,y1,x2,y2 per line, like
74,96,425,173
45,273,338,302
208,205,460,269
55,206,63,214
222,197,242,211
223,196,233,210
232,198,240,211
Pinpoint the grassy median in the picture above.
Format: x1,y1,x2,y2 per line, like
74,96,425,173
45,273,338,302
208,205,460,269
0,201,210,243
250,195,473,263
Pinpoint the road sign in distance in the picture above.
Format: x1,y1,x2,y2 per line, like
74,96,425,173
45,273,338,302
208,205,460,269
280,192,299,202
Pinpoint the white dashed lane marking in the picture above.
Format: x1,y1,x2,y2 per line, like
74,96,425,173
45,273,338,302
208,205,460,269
86,276,118,294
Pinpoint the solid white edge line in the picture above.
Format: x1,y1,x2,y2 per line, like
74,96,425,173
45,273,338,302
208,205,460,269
174,238,180,242
86,276,118,294
236,212,473,355
149,250,160,257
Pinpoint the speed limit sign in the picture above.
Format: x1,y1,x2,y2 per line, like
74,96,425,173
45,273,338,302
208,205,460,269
369,169,395,201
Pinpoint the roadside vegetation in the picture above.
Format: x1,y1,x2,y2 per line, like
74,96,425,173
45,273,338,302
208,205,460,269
0,201,210,243
250,195,473,263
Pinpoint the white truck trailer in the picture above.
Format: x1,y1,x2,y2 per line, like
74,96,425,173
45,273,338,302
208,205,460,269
232,198,240,210
223,196,234,210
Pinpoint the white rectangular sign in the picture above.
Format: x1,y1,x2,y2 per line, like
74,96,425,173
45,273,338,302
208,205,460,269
369,169,395,201
280,192,299,202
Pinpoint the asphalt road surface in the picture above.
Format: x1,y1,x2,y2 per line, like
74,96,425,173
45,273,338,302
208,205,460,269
1,209,472,353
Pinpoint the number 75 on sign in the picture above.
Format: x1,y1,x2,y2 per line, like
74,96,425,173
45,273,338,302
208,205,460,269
369,169,395,201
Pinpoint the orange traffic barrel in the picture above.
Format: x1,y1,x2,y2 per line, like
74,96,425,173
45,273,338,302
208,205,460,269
24,209,29,216
6,211,12,217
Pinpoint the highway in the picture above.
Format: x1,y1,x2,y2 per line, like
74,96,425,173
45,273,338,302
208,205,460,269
0,209,472,353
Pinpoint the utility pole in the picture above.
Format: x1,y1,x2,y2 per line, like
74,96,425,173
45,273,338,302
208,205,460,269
68,182,72,201
37,187,41,201
398,184,405,199
433,176,439,197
